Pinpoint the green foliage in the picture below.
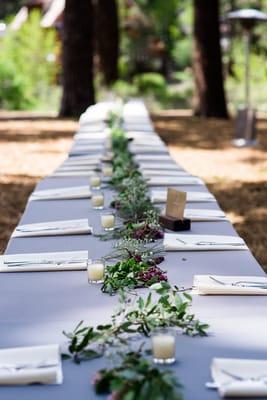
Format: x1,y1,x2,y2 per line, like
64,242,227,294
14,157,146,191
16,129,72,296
133,73,167,96
63,282,208,363
0,10,59,110
0,60,30,109
94,350,183,400
102,256,167,295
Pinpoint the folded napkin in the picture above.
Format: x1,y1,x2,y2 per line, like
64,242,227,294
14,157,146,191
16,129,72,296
64,154,102,164
56,165,98,172
139,163,181,171
130,146,168,154
63,160,100,167
184,209,226,221
142,170,189,177
194,275,267,295
135,155,173,162
51,170,96,177
30,186,91,201
70,145,104,152
164,234,248,251
74,132,108,140
12,219,92,238
0,344,62,385
211,358,267,398
151,190,216,203
0,250,89,272
147,177,203,186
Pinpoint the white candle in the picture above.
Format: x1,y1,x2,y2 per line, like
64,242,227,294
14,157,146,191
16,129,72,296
92,193,104,209
90,176,101,189
87,260,105,283
105,138,112,150
102,166,113,177
152,333,176,364
101,214,115,230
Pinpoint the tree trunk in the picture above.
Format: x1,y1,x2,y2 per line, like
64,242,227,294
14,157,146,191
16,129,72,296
95,0,119,86
60,0,95,118
193,0,228,118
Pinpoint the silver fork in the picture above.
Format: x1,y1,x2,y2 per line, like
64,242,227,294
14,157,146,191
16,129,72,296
0,362,57,372
4,259,88,267
196,241,245,246
209,276,267,289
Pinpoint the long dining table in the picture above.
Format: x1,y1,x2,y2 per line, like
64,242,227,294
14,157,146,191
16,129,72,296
1,99,266,400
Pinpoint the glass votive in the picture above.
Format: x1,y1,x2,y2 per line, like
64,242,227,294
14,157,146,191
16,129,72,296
105,138,112,151
91,192,104,210
90,175,101,190
101,212,115,231
151,328,176,365
87,259,105,284
102,165,113,177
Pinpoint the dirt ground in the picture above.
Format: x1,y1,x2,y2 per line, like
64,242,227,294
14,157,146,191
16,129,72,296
0,111,266,270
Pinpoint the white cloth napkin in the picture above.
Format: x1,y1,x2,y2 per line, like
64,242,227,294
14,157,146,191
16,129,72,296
211,358,267,397
74,132,108,140
194,275,267,295
70,145,104,152
12,219,92,238
184,209,226,221
56,165,98,172
142,170,189,177
151,190,216,203
0,251,89,272
64,155,102,164
138,163,180,171
30,186,91,201
51,170,96,177
130,146,168,154
135,155,173,162
0,344,62,385
163,234,248,251
147,177,203,186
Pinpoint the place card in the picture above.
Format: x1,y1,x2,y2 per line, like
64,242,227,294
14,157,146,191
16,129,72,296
159,189,191,231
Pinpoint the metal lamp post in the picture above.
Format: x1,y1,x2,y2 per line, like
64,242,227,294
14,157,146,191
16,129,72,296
227,9,267,147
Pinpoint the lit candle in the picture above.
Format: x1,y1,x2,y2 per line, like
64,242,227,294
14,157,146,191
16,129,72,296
87,259,105,283
101,213,115,231
152,329,176,364
90,175,101,189
102,166,113,177
91,192,104,209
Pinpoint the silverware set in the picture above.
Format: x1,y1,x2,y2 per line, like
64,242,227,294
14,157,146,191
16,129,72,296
209,275,267,289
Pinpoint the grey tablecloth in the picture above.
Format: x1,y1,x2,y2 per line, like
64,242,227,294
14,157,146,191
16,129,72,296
2,106,266,400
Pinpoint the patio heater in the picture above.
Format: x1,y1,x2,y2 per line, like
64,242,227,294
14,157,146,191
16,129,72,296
226,9,267,147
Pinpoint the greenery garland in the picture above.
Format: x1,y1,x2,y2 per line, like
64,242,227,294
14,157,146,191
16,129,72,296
62,109,209,399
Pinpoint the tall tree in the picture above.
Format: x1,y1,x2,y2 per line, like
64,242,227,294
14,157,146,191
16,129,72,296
60,0,95,117
193,0,228,118
95,0,119,86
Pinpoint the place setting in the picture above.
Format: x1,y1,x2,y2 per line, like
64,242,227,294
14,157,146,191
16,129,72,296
164,233,248,251
150,189,216,203
29,186,92,201
0,250,89,272
193,275,267,295
147,176,204,186
0,344,62,386
12,219,92,238
207,358,267,398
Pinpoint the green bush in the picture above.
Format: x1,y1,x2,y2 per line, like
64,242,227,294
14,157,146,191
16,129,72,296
0,61,31,109
0,10,59,110
112,79,138,99
133,73,167,96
